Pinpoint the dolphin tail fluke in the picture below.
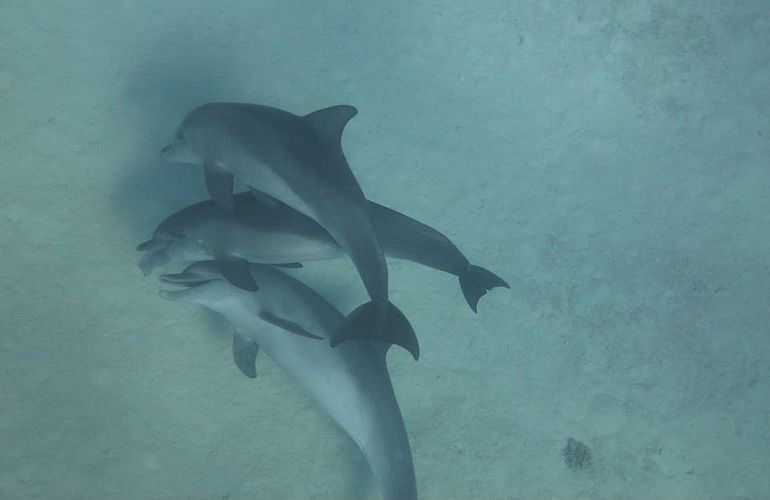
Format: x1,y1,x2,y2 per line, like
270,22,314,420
331,302,419,360
459,264,510,312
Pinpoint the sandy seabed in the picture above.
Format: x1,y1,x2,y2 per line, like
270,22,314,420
1,1,768,499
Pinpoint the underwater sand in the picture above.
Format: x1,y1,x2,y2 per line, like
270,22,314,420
1,1,768,498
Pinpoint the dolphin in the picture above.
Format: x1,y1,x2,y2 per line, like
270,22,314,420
137,192,509,312
159,261,418,499
160,103,397,345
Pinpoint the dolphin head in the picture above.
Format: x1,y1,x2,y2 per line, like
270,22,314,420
161,104,235,164
160,104,212,164
136,236,172,275
136,218,202,275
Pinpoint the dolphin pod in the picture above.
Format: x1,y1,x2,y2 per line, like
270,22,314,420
138,102,509,499
161,103,402,347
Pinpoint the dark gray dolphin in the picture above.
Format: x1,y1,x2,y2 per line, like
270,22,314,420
159,262,418,499
160,103,397,344
138,192,509,312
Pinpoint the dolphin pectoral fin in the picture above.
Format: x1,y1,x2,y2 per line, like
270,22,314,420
332,302,419,361
204,161,235,210
257,311,323,340
216,257,259,292
303,105,358,145
232,329,259,378
459,265,510,313
272,262,303,269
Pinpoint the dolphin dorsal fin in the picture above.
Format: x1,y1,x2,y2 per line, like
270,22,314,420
304,105,358,145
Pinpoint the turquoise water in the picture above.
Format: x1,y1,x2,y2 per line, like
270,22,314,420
1,1,768,498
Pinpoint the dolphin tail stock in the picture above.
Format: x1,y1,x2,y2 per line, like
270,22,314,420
459,264,510,313
331,301,419,361
356,352,418,500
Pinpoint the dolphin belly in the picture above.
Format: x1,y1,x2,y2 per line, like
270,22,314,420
249,171,316,222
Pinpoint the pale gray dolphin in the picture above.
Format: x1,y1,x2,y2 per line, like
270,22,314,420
137,192,509,312
159,261,418,499
160,103,398,345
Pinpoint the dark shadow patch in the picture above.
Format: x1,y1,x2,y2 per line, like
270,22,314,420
113,28,245,243
562,437,593,471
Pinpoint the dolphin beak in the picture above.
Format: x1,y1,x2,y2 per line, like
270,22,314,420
138,247,170,275
136,238,162,252
158,278,228,305
159,287,197,301
160,142,199,164
160,143,177,161
160,261,222,284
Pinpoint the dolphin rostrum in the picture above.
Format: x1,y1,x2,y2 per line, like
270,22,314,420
160,103,400,345
138,192,509,312
159,261,418,499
